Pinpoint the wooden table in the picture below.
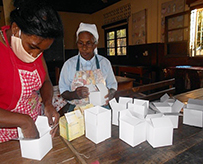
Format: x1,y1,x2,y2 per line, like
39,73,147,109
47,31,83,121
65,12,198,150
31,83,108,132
116,76,134,91
0,134,79,164
174,87,203,103
1,89,203,163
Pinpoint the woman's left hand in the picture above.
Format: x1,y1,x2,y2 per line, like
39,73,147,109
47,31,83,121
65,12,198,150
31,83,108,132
44,104,60,138
104,88,116,105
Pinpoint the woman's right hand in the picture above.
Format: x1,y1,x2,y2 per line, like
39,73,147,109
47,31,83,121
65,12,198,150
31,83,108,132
20,115,39,139
75,86,89,99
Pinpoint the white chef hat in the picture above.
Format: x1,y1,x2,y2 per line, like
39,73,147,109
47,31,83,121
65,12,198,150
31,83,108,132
76,22,99,44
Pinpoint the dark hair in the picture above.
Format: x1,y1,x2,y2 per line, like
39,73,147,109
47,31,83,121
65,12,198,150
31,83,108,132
10,0,63,39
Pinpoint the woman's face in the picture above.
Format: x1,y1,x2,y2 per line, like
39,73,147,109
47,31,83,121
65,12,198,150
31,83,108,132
77,31,97,60
20,33,54,58
11,23,54,58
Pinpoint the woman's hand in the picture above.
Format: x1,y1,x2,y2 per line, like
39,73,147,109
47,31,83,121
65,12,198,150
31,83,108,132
20,114,40,139
75,86,89,99
104,88,116,105
44,104,60,138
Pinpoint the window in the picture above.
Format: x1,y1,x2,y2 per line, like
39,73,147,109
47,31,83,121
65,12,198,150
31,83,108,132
105,24,128,56
164,11,190,56
190,8,203,56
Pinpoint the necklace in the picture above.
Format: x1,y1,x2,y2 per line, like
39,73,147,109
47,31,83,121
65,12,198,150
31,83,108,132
0,30,6,43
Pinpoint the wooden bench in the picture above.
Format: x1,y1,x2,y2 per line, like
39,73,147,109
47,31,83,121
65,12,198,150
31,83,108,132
115,78,176,101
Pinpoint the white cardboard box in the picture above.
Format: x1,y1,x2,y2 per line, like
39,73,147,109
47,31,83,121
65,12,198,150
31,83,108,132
88,83,108,106
160,93,176,106
153,100,184,113
146,116,173,148
109,98,127,126
164,113,179,129
152,100,184,128
18,116,52,160
187,98,203,110
134,98,149,108
119,97,133,104
160,93,170,102
183,107,203,127
84,106,111,144
128,99,149,119
119,110,147,147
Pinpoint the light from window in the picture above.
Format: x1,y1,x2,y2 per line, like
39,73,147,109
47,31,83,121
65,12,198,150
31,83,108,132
107,31,115,56
190,8,203,56
106,27,127,56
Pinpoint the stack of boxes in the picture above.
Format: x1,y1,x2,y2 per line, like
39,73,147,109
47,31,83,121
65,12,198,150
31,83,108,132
110,95,181,148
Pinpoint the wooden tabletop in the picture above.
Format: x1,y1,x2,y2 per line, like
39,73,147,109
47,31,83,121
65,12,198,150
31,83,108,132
64,117,203,163
174,87,203,103
1,88,203,163
0,134,79,164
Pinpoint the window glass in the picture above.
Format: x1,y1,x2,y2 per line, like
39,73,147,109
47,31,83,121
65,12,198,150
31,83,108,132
117,38,126,47
117,29,126,38
107,48,115,56
107,40,115,48
117,47,126,56
190,8,203,56
107,31,115,40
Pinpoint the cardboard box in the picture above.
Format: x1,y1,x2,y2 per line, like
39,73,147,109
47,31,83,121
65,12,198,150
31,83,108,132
134,98,149,108
88,83,108,106
146,115,173,148
84,106,111,144
153,99,184,113
183,107,203,127
187,98,203,110
118,97,133,104
152,100,184,128
119,110,147,147
164,113,179,128
160,93,176,106
128,99,149,119
160,93,170,102
109,98,127,126
18,116,52,160
119,97,133,104
183,99,203,127
59,110,84,141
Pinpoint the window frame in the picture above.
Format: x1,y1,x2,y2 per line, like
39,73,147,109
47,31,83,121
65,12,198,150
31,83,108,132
164,11,190,57
104,24,128,57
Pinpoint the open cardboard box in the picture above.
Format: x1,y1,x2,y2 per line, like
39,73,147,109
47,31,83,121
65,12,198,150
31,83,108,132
17,116,52,160
119,110,147,147
160,93,176,106
84,106,111,144
183,98,203,127
87,83,108,106
118,97,133,104
152,99,184,128
59,110,84,141
109,98,127,126
146,114,174,148
128,99,149,119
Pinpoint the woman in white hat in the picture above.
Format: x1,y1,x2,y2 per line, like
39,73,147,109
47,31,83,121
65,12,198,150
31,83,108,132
59,22,117,112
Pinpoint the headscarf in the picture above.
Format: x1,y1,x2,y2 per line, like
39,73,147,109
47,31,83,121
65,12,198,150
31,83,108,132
76,22,99,54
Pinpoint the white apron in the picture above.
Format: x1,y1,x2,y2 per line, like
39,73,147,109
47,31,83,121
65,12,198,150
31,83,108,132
70,55,105,106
